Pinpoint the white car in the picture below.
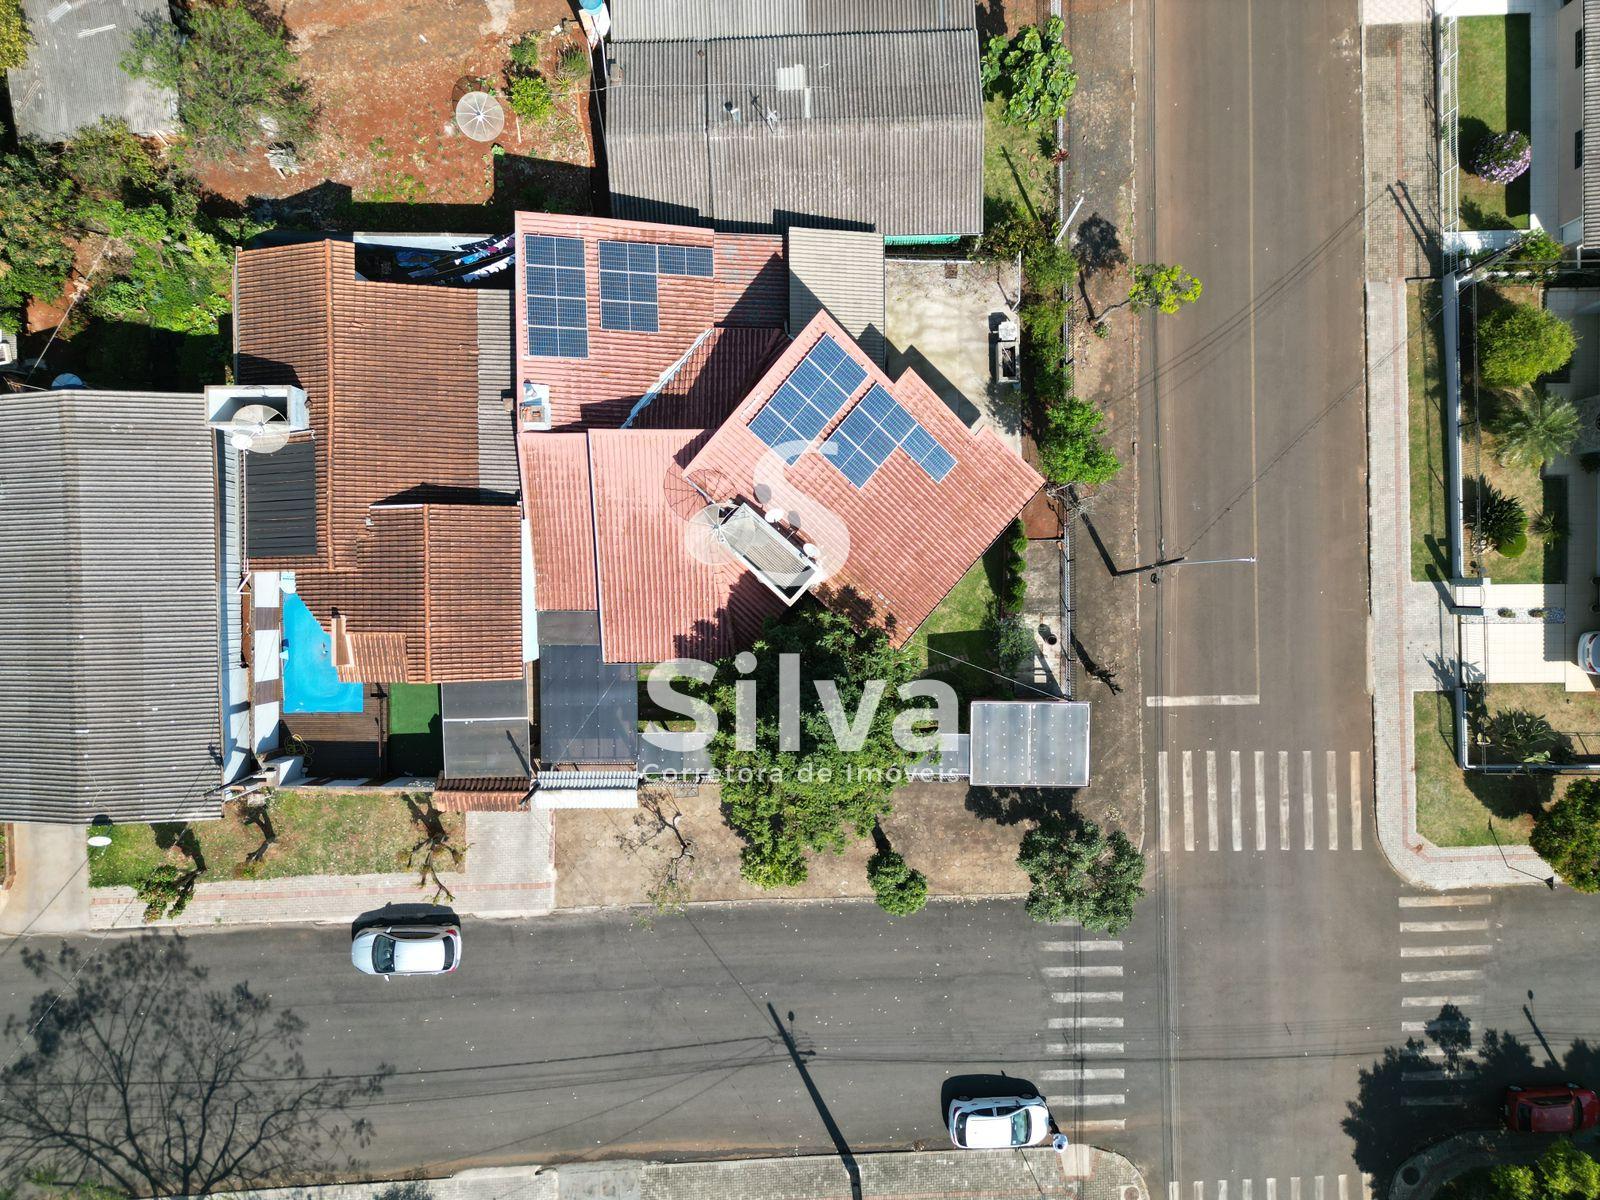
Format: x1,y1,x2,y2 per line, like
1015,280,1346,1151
1580,631,1600,675
351,925,461,976
947,1094,1053,1149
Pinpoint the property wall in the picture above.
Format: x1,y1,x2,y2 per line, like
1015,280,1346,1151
1559,0,1586,231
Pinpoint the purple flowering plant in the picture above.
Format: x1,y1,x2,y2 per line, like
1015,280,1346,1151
1471,130,1532,184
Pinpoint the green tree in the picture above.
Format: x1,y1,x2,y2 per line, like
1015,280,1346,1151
711,605,925,888
61,118,166,202
133,863,199,922
867,850,929,916
79,196,246,333
1493,388,1581,469
1530,778,1600,892
1454,1142,1600,1200
984,603,1034,672
980,17,1077,128
0,0,30,69
1128,263,1203,315
1476,302,1577,388
1037,397,1121,486
1016,813,1146,931
122,4,313,159
0,140,77,313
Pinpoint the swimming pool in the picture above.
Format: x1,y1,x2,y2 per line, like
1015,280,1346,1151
281,592,365,714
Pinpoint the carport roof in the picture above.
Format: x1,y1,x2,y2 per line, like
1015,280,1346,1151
969,701,1090,789
441,680,531,779
538,642,640,766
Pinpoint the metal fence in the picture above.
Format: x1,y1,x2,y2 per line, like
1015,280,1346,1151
1437,11,1461,267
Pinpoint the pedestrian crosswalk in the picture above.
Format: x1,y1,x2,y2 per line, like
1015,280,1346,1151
1395,892,1497,1103
1041,930,1129,1133
1156,750,1366,853
1168,1177,1375,1200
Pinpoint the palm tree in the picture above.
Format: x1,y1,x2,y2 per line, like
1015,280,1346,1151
1494,387,1582,469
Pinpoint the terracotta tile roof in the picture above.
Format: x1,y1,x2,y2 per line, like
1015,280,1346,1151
682,310,1043,645
514,212,786,430
235,240,522,683
520,433,598,611
433,777,529,812
588,429,786,663
628,326,788,429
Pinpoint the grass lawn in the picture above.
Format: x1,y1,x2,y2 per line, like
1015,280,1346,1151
88,790,464,888
388,683,443,776
983,98,1056,225
1415,691,1544,846
908,559,1002,716
1408,282,1451,581
1456,14,1531,231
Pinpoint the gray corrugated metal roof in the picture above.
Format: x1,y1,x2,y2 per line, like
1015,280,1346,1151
607,28,983,236
788,227,886,364
610,0,974,41
245,439,317,557
0,390,223,823
637,730,713,777
905,732,971,781
1586,0,1600,245
442,679,532,778
5,0,178,141
476,291,520,494
969,701,1090,789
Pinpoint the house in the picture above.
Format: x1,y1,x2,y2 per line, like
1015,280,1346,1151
601,0,983,239
0,389,249,824
1558,0,1600,249
5,0,178,143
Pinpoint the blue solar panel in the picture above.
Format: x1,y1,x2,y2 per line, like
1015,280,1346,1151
820,384,960,488
525,235,588,358
748,334,869,463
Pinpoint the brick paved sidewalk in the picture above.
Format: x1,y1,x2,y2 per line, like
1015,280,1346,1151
200,1145,1147,1200
1361,8,1556,891
87,810,555,930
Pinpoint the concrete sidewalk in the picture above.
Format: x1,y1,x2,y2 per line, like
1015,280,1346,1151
87,810,555,930
0,822,91,935
199,1146,1146,1200
1361,6,1557,891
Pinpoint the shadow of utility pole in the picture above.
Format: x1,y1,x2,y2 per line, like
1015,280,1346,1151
769,1003,861,1200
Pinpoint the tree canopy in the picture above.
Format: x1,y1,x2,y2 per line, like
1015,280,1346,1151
708,603,928,889
1017,813,1146,931
1493,388,1581,470
1477,303,1577,389
1530,778,1600,892
122,4,313,159
0,140,78,313
980,17,1077,129
1448,1140,1600,1200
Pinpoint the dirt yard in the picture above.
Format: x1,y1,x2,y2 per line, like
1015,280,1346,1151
196,0,593,218
553,782,1042,910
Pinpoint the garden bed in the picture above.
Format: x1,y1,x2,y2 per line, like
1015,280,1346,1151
1408,282,1451,580
88,790,463,888
1456,14,1531,231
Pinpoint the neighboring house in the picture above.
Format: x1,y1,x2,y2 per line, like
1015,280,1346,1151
5,0,178,143
0,390,246,824
602,0,982,239
1557,0,1599,248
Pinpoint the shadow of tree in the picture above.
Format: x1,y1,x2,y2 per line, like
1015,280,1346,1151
1341,1004,1600,1189
0,938,391,1195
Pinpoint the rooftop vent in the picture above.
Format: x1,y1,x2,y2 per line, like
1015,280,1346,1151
520,380,552,431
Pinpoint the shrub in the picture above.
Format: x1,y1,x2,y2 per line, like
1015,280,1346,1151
557,43,590,80
1498,530,1528,558
122,5,314,159
867,850,929,916
135,863,198,921
508,32,542,74
1531,508,1569,541
1024,237,1077,295
1470,130,1532,184
1466,483,1526,552
1481,708,1568,767
1531,780,1600,891
61,118,165,202
1493,388,1581,469
984,602,1035,672
508,74,555,123
981,200,1049,260
1511,229,1564,275
80,196,247,333
980,16,1077,129
0,140,77,312
1038,397,1120,486
0,0,30,70
1476,302,1577,388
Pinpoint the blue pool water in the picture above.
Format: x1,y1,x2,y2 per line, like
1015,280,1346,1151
281,593,365,714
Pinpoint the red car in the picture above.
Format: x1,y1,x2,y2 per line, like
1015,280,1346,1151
1502,1084,1600,1133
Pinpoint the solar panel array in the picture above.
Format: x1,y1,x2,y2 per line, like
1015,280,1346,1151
524,235,588,358
823,384,959,488
598,240,715,333
748,334,867,463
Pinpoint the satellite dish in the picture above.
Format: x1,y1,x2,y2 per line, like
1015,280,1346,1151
455,91,505,142
225,403,291,454
87,834,113,848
